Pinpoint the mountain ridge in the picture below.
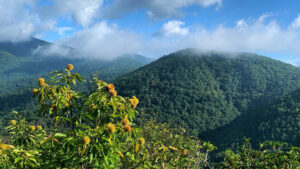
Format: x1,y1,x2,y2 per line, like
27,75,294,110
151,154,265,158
115,48,300,148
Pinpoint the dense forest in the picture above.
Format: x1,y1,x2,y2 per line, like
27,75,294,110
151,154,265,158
0,38,153,134
0,42,300,167
0,65,298,168
115,49,300,149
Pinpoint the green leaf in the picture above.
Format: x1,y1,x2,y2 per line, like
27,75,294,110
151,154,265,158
54,133,67,138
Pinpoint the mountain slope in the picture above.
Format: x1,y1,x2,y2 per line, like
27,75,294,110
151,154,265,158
0,50,24,72
115,49,300,139
257,89,300,145
202,88,300,155
0,37,50,57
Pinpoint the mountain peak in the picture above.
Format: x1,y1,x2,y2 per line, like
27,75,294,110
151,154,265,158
0,37,50,57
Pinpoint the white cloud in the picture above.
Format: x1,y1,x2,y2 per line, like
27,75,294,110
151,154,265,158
2,0,300,65
236,19,248,29
32,44,72,57
0,0,103,42
190,16,300,55
56,21,142,60
289,14,300,30
101,0,222,19
42,14,300,64
0,0,37,42
40,0,103,27
157,20,189,36
137,14,300,64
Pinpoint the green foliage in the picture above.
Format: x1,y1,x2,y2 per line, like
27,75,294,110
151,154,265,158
257,89,300,146
140,120,216,168
0,65,212,168
217,138,300,168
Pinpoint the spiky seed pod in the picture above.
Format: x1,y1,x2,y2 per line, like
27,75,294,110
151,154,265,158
38,78,46,86
110,89,117,97
67,64,74,71
183,149,188,155
83,136,90,145
139,138,145,145
129,98,134,104
37,125,42,130
122,118,129,126
32,88,39,95
30,126,36,131
129,99,136,108
129,96,139,108
10,120,17,125
133,96,139,104
108,123,116,133
106,84,115,91
124,125,131,132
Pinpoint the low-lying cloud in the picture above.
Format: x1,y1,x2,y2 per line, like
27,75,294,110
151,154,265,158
143,15,300,64
56,21,142,60
36,14,300,64
33,44,72,57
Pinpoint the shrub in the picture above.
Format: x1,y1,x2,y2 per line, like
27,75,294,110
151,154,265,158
0,65,214,168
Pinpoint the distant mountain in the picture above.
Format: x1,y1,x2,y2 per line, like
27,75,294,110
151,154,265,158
114,48,300,147
0,38,153,134
0,37,50,57
123,54,154,65
0,37,153,81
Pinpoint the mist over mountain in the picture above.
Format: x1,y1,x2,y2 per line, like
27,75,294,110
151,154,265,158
0,37,153,78
0,37,50,57
0,38,153,134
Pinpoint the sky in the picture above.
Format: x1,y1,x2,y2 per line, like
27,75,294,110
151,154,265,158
1,0,300,64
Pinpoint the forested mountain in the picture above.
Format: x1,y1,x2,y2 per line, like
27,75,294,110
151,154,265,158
0,37,50,57
0,37,153,93
204,87,300,151
0,46,299,167
0,38,153,133
258,89,300,145
115,48,300,148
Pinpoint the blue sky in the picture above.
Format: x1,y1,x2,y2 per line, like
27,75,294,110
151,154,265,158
1,0,300,64
42,0,300,41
